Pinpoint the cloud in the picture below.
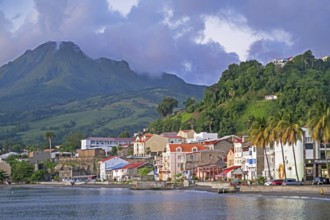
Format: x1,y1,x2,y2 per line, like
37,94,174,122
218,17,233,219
0,0,330,85
107,0,139,17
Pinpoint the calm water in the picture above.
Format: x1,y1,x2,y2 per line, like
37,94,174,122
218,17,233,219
1,186,330,220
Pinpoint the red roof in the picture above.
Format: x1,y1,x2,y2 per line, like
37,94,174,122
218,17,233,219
99,156,116,162
218,165,241,176
121,162,147,169
234,138,243,143
168,143,206,152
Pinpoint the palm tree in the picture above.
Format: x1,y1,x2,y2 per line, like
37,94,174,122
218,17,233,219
268,111,287,179
249,117,273,180
307,102,330,177
281,113,303,181
45,131,55,158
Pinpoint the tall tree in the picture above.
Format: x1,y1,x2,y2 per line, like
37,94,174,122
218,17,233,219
268,111,287,179
156,97,178,117
307,102,330,177
45,131,55,157
281,113,303,181
249,117,273,180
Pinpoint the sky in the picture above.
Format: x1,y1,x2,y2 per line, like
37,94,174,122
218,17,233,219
0,0,330,85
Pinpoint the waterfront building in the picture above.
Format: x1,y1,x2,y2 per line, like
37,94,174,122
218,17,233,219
184,149,226,181
273,140,304,181
159,143,206,181
58,149,106,181
99,156,129,181
241,145,264,181
112,162,154,181
303,128,329,180
272,128,329,182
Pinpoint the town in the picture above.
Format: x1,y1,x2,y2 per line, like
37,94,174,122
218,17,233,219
1,127,328,188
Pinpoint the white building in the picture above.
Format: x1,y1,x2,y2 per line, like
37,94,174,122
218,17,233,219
193,132,218,142
81,137,134,155
241,146,257,180
273,140,304,181
112,162,153,181
99,156,129,181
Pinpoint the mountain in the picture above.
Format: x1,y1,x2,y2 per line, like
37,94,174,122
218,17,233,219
0,41,206,145
148,50,330,136
0,41,204,111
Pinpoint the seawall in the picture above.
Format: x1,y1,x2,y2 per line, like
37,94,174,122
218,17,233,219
240,185,329,194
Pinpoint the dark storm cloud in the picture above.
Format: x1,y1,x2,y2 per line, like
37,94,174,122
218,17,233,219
0,0,329,85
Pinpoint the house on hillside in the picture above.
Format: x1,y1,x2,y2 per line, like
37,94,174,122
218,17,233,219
159,143,206,181
133,133,175,157
161,133,185,144
203,135,235,154
112,162,154,181
177,129,195,142
98,156,129,181
265,95,277,100
193,132,218,142
271,57,292,67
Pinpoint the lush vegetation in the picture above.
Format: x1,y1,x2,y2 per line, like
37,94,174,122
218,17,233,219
149,51,330,136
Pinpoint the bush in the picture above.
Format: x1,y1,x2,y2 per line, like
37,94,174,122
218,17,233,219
256,176,266,185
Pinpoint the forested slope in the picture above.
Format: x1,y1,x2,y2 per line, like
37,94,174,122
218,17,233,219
149,51,330,136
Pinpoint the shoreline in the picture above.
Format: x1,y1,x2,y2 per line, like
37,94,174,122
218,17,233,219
1,183,330,199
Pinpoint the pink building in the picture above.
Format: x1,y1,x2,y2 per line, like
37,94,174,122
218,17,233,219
159,143,206,181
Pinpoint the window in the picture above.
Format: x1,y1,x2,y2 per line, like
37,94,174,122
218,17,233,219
178,155,181,160
305,137,313,143
190,154,193,159
176,148,181,152
321,152,325,160
192,147,197,152
305,144,313,149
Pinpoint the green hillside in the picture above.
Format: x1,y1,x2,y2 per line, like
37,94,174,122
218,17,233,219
149,51,330,136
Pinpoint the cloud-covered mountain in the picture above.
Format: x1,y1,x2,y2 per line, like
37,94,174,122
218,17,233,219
0,41,206,112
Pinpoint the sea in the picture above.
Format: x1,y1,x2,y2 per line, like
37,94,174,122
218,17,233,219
0,186,330,220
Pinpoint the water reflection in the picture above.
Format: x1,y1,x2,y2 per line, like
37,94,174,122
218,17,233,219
0,186,329,220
